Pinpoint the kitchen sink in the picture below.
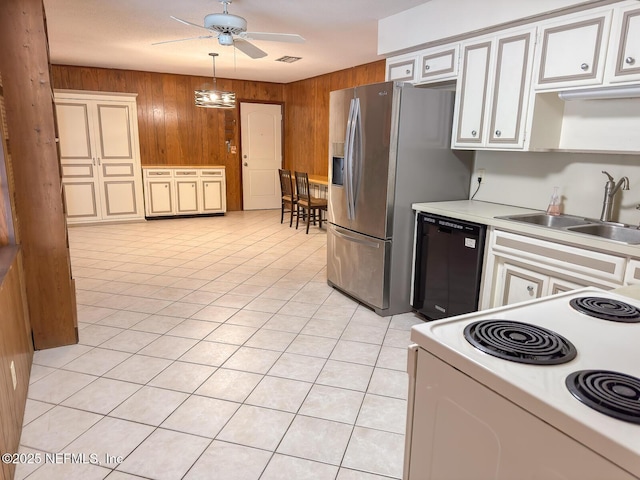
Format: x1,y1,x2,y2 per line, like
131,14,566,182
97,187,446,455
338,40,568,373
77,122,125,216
497,212,640,244
497,213,592,228
566,224,640,244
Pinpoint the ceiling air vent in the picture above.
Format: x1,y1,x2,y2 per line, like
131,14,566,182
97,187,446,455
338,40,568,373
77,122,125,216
275,56,302,63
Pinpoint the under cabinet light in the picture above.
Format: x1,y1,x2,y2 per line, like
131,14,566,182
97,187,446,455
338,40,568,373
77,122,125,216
557,85,640,101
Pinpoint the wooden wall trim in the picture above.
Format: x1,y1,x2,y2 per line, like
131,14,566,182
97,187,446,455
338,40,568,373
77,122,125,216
0,0,77,349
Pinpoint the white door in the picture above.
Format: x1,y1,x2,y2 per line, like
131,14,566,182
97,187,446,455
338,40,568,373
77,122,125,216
240,103,282,210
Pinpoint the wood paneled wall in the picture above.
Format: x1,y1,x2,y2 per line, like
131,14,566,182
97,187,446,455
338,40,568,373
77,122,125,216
51,60,385,209
0,249,32,480
51,66,285,211
284,61,386,176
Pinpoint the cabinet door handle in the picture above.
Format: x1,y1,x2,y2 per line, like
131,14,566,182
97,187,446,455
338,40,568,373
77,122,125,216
495,130,501,137
424,64,431,71
471,130,477,137
625,57,636,65
580,63,589,71
406,69,411,75
92,158,96,165
527,285,534,292
164,185,168,188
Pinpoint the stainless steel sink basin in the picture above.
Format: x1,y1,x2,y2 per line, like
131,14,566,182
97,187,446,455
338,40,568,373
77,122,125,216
566,224,640,244
497,212,640,244
497,213,592,228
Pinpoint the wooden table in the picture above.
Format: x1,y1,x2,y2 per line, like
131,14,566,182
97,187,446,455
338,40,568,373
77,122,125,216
308,174,328,186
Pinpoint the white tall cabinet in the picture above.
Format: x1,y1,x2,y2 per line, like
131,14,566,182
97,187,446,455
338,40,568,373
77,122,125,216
54,90,144,224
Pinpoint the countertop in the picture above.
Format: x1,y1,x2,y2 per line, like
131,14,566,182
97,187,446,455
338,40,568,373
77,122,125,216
613,284,640,300
412,200,640,257
142,165,225,169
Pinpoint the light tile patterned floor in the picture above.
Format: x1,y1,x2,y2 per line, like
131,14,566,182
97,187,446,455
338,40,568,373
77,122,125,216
17,210,422,480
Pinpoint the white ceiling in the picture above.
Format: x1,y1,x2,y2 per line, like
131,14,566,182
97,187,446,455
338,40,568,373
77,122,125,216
43,0,429,84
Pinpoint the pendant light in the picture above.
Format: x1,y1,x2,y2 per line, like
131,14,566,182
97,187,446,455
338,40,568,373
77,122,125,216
195,53,236,109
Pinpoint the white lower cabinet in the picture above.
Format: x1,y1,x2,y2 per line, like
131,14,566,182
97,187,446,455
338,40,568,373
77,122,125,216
55,91,145,224
143,167,226,217
483,229,628,309
496,262,548,306
175,170,199,214
201,170,225,212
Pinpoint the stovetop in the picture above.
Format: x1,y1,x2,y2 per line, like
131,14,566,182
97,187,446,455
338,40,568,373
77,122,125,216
410,287,640,477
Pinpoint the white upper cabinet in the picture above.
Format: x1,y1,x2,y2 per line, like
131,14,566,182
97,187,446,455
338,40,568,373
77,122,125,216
419,44,460,83
535,9,613,89
386,43,459,85
386,53,418,83
605,3,640,83
453,27,535,149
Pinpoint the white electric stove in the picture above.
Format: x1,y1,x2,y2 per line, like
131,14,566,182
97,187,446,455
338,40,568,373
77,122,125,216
404,287,640,480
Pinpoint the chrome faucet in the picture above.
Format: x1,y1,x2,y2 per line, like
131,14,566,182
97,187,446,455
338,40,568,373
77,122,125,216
600,171,630,222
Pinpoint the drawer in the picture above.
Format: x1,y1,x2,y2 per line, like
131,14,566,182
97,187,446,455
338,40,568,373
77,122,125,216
144,169,172,178
491,230,626,284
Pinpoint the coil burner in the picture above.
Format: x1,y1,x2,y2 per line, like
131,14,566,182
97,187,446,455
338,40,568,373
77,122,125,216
569,297,640,323
464,320,577,365
566,370,640,424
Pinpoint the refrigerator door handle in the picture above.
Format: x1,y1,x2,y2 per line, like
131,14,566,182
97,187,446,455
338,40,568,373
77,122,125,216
344,98,358,220
352,97,363,215
332,225,380,248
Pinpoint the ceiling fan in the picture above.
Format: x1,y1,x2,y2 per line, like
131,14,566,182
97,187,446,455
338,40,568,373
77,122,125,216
154,0,305,59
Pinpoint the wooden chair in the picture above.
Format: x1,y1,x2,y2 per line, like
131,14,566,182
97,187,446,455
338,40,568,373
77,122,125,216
294,171,328,234
278,169,297,227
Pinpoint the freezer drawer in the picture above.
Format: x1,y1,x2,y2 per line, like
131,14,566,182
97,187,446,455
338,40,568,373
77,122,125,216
327,224,391,310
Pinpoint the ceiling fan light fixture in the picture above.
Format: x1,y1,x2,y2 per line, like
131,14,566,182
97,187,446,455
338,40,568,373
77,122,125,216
195,53,236,109
218,33,234,46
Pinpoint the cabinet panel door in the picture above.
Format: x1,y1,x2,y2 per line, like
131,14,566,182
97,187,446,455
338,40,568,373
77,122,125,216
147,181,173,215
102,181,139,217
420,45,459,83
488,31,533,147
608,6,640,83
624,259,640,285
548,276,585,295
497,262,547,307
56,103,93,159
176,181,199,213
95,104,133,159
537,14,610,88
387,56,417,82
453,41,492,146
202,180,223,212
62,181,100,220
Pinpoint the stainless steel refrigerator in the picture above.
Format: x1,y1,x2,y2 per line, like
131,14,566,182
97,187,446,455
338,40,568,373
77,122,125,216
327,81,472,316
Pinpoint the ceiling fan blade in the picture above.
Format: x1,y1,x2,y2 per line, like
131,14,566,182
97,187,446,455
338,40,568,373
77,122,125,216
233,39,267,59
170,16,211,32
152,35,215,46
243,32,305,44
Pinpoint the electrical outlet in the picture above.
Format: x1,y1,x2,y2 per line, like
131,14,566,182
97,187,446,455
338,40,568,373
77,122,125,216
10,361,17,391
477,169,485,182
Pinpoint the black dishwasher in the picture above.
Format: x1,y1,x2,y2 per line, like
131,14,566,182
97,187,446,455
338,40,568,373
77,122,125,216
412,212,486,320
